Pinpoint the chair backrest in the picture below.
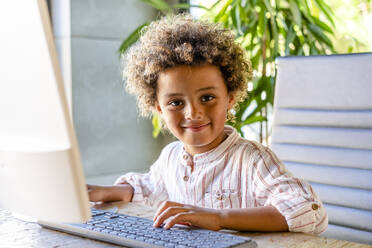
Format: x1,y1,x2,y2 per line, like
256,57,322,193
270,53,372,244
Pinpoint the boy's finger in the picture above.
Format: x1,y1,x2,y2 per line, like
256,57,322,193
86,184,96,190
153,202,168,221
153,201,182,221
164,213,193,230
153,207,188,227
86,184,95,193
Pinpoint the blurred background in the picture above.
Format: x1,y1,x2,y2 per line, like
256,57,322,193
47,0,372,185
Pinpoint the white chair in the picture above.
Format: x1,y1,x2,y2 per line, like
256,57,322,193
270,53,372,244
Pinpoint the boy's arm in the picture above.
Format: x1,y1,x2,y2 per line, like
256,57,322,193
87,184,134,203
219,205,288,231
153,201,288,232
113,143,177,207
105,184,134,202
249,145,328,234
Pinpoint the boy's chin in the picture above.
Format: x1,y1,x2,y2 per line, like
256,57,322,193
183,139,216,150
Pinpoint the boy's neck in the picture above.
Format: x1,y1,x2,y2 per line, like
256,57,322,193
184,132,228,157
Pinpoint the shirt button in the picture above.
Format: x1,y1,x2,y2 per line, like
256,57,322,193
312,204,319,210
183,175,189,181
182,154,188,160
216,195,224,201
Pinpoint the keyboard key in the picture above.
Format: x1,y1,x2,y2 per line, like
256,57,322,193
175,245,188,248
164,244,176,248
135,236,145,241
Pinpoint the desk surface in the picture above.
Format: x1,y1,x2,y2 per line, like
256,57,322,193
0,202,371,248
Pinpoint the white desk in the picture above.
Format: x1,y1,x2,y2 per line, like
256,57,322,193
0,202,370,248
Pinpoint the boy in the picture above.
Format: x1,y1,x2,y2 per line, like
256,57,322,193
88,14,327,234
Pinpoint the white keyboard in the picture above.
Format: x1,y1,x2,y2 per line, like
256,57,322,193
39,208,257,248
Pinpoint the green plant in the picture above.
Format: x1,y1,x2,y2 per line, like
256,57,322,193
119,0,336,143
326,0,372,53
202,0,336,143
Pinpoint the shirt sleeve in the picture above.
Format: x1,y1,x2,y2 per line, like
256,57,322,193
114,144,173,208
249,143,328,235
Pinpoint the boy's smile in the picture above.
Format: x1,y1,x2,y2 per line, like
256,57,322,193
156,64,235,156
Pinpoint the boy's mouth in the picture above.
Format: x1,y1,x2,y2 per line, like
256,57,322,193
182,123,210,132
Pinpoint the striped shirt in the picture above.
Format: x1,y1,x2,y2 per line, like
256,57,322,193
115,125,328,234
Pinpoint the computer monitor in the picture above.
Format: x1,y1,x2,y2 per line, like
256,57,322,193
0,0,91,222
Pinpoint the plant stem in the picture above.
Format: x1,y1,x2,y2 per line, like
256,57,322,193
260,16,267,144
265,104,269,145
260,109,263,143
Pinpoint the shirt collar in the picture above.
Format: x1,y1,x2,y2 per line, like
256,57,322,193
180,125,240,165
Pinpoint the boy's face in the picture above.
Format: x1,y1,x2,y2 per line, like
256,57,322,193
156,64,235,155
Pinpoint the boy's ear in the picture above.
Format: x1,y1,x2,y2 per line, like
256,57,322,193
155,102,162,114
227,92,236,110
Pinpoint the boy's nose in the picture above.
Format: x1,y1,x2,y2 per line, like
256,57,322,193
184,103,203,120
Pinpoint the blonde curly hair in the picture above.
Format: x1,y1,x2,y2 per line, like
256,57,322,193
122,14,252,119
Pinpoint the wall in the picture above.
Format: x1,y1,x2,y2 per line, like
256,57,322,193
51,0,172,185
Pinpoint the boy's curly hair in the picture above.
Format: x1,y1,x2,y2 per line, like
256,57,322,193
122,14,252,119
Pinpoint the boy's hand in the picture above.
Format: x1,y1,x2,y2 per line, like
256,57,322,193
87,184,134,203
152,201,222,231
87,184,108,203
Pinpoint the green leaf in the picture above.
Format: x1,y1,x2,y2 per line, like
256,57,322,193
276,12,289,31
310,42,319,55
258,6,265,36
141,0,170,12
245,15,259,36
263,0,275,16
313,0,335,26
241,97,268,126
172,3,209,10
285,25,296,55
235,81,263,121
297,0,314,23
311,16,333,34
207,0,223,12
214,0,233,23
288,0,302,28
260,76,274,104
241,115,267,126
238,3,248,24
301,0,312,17
118,23,148,55
220,12,230,27
297,46,304,55
269,13,279,58
231,6,238,31
308,23,333,49
267,76,275,104
250,46,262,69
231,5,243,35
152,113,161,138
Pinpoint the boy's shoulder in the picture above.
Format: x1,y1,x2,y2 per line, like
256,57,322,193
232,136,272,157
234,135,264,150
230,138,283,170
160,140,183,156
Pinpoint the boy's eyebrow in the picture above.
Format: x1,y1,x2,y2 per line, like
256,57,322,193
164,87,217,97
164,93,183,97
196,86,217,92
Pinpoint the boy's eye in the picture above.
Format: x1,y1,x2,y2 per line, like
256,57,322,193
169,100,183,107
201,95,215,102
